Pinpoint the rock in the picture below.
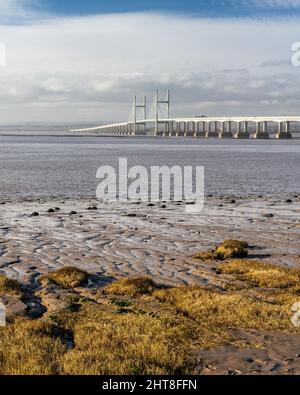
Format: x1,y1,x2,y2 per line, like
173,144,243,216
87,206,97,211
27,302,45,318
70,211,77,215
286,199,293,204
0,296,27,319
47,208,55,213
264,213,274,218
40,291,73,314
31,212,39,217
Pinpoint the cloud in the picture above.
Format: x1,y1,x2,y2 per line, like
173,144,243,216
0,11,300,123
0,0,44,24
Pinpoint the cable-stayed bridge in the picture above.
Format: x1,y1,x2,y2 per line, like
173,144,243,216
70,90,300,139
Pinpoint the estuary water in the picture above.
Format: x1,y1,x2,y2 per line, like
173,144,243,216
0,135,299,199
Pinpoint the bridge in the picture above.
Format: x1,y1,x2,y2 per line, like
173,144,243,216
70,90,300,139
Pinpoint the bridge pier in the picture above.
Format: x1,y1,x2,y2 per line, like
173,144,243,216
219,121,233,138
194,121,205,138
206,121,219,138
234,121,250,139
254,121,269,139
276,121,292,139
162,122,169,137
168,121,175,137
176,121,186,137
185,121,194,137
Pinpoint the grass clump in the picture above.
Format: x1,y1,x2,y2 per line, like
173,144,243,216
193,250,216,261
61,303,194,375
153,285,298,338
103,276,160,297
0,275,22,297
219,260,300,289
216,240,248,260
48,267,89,289
194,239,249,261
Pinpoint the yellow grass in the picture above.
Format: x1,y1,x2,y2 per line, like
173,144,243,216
194,240,249,261
61,303,194,375
219,260,300,289
47,267,89,289
0,319,66,375
216,240,248,260
193,250,216,261
102,276,160,297
0,275,22,297
0,259,299,375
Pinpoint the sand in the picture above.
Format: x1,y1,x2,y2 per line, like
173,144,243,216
0,195,299,286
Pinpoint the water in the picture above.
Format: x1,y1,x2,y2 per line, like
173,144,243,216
0,135,299,198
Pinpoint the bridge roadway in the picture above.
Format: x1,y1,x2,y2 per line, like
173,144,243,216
70,116,300,139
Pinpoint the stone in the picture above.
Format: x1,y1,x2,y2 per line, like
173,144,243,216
0,296,27,319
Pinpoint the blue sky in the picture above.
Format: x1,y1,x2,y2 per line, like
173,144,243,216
37,0,300,18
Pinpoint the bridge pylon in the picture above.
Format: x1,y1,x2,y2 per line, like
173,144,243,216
155,89,170,135
133,96,147,135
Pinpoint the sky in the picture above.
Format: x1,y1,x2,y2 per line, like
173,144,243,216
0,0,300,124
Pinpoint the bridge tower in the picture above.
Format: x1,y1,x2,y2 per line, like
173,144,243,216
133,96,147,135
155,89,170,135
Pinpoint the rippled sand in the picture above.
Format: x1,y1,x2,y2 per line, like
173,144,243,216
0,195,299,286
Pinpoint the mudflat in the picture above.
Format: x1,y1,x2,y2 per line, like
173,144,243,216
0,195,299,375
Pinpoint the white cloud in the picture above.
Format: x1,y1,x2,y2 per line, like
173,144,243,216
0,11,300,123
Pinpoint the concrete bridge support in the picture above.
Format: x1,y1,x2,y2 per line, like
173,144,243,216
195,121,206,138
276,121,292,139
206,121,219,138
176,121,186,137
234,121,250,139
219,121,233,138
254,121,269,139
167,121,174,136
185,121,195,137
